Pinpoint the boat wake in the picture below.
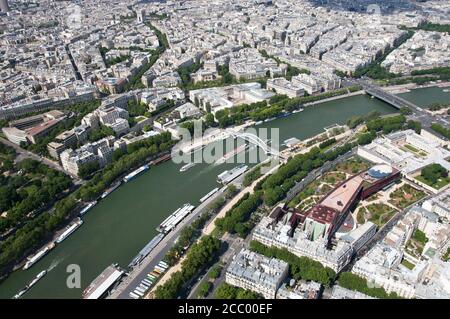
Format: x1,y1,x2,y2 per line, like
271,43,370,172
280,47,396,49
48,257,63,272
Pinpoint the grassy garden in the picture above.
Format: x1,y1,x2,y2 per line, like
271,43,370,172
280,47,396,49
405,229,428,259
335,158,370,175
357,203,397,227
415,163,450,190
402,143,428,157
288,157,369,211
401,259,415,270
388,183,426,209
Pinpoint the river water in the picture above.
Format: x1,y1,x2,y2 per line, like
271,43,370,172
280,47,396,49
1,87,448,299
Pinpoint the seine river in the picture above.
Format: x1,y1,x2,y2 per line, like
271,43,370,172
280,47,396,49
0,86,448,299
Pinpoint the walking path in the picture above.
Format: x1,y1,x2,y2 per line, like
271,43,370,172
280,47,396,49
304,90,364,106
0,137,82,183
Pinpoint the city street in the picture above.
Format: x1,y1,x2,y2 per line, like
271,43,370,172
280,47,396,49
0,136,82,183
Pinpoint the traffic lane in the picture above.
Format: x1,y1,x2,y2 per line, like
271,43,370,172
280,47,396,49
187,234,245,299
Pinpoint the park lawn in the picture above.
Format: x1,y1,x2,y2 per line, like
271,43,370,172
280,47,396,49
400,144,427,158
365,193,380,202
295,196,319,211
401,259,415,270
335,158,370,175
443,247,450,262
416,175,450,190
405,229,428,259
356,206,366,224
403,143,420,154
365,203,397,227
322,171,347,186
320,183,333,195
288,157,370,209
287,181,319,208
388,184,426,210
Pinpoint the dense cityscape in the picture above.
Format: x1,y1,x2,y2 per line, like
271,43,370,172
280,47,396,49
0,0,450,302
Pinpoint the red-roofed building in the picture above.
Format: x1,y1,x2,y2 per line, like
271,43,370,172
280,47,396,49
284,164,401,245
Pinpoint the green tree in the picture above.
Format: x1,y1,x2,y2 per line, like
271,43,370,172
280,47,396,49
197,281,212,298
209,264,222,279
407,120,422,134
78,161,100,179
400,107,412,116
205,113,216,128
338,272,401,299
143,124,152,132
357,131,376,145
421,164,448,185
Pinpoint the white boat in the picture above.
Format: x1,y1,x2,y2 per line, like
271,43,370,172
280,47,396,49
123,164,150,183
101,182,121,199
292,108,304,113
13,270,47,299
157,204,195,234
217,164,248,185
82,264,124,299
13,288,28,299
199,187,219,203
264,117,277,122
443,89,450,93
79,201,97,216
55,218,83,244
23,243,55,270
28,270,47,288
179,162,196,172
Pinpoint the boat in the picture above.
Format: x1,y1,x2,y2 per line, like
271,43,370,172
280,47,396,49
199,187,220,203
179,162,196,172
264,117,277,123
12,270,47,299
128,233,165,268
215,144,248,165
123,164,150,183
101,182,121,199
217,164,248,185
23,242,56,270
277,112,290,119
444,89,450,93
28,270,47,288
292,108,304,113
13,288,28,299
79,201,97,216
157,203,195,234
255,120,263,125
82,264,124,299
55,218,83,244
283,137,301,147
151,153,171,166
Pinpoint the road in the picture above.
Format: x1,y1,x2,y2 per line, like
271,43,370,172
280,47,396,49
187,233,249,299
355,78,450,130
109,184,230,299
0,136,82,183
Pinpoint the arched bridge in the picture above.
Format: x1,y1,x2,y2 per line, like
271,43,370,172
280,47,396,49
228,131,283,158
